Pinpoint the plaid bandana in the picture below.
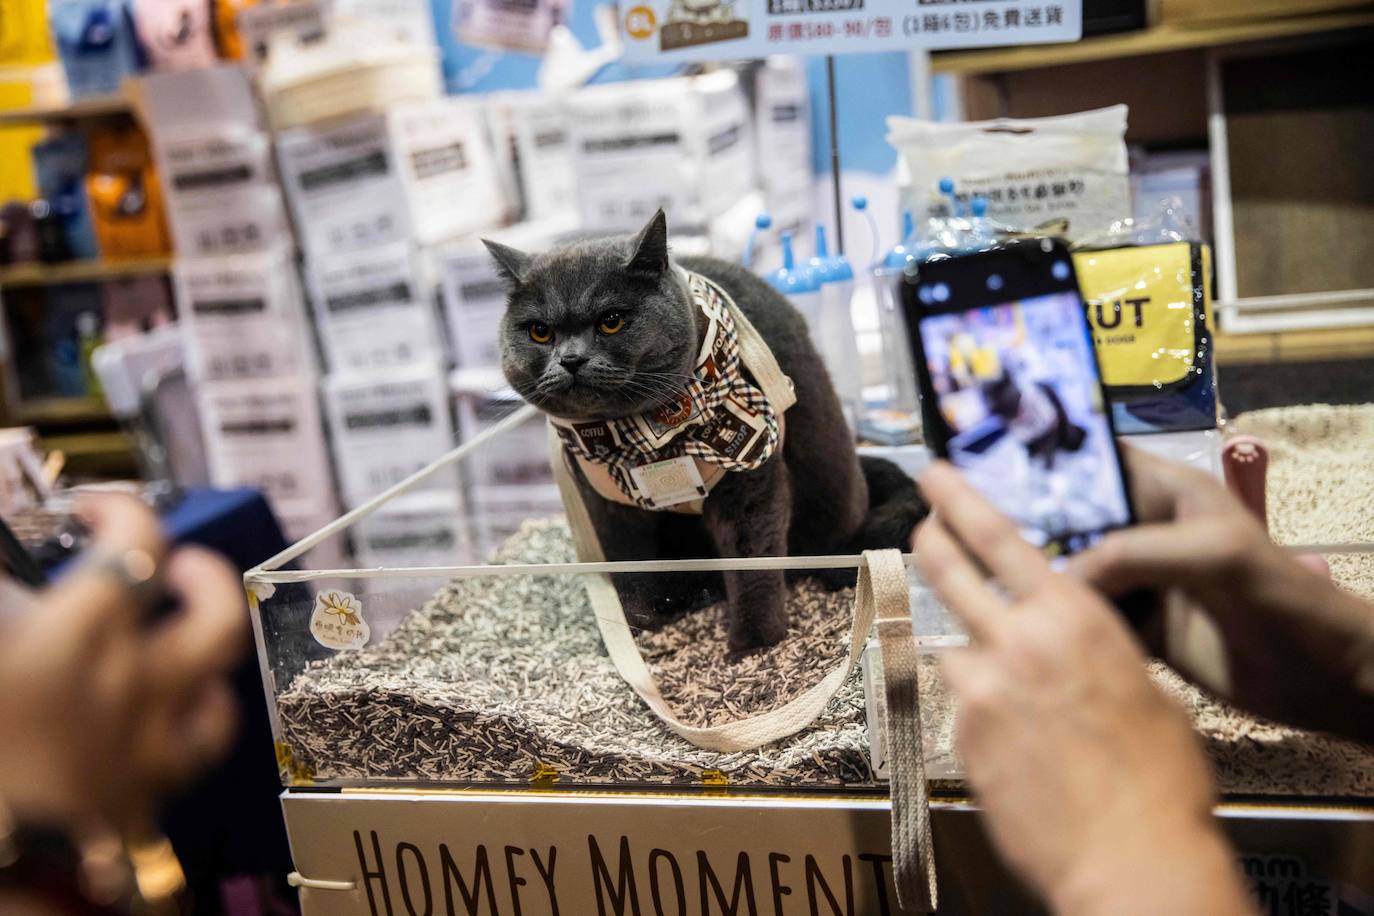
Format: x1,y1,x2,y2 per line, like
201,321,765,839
551,271,781,510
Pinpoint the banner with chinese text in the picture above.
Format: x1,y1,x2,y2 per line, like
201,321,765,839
619,0,1082,62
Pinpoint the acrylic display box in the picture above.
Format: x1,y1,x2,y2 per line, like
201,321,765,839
247,400,1374,801
247,401,948,791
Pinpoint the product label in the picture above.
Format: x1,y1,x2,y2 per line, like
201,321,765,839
309,590,370,650
277,114,409,259
308,242,443,373
629,455,707,508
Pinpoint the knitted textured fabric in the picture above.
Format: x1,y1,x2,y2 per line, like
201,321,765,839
551,271,780,510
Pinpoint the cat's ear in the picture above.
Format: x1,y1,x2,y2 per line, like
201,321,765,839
624,209,669,278
483,239,533,286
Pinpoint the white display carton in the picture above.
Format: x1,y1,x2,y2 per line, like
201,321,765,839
173,247,316,383
490,91,577,221
566,71,757,233
167,185,293,259
197,376,335,510
753,56,813,228
143,78,294,258
276,97,506,260
353,489,468,573
322,363,457,508
434,215,581,370
278,500,349,572
306,241,445,374
452,374,562,556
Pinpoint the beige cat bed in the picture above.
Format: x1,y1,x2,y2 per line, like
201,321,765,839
275,404,1374,796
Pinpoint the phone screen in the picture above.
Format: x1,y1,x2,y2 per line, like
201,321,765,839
907,244,1134,557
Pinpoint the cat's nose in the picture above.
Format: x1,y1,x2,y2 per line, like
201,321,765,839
559,354,588,373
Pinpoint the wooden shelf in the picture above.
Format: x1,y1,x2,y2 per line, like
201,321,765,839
13,396,110,425
930,10,1374,75
39,429,135,475
1215,326,1374,366
0,91,131,126
0,255,172,289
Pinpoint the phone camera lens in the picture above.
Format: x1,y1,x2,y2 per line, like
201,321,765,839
918,285,933,304
932,283,950,303
1052,261,1070,281
987,274,1004,291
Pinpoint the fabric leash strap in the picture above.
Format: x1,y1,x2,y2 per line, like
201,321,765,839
871,550,938,913
551,418,881,752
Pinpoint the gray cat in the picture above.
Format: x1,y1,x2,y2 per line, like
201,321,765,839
486,210,925,651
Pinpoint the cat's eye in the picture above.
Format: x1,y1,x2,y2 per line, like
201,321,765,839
598,312,625,335
528,321,552,344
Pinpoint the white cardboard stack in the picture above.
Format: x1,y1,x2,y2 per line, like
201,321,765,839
451,370,562,558
306,241,445,374
173,246,315,383
487,91,577,222
277,96,507,259
320,364,457,508
275,92,507,556
143,66,341,540
753,57,814,234
353,489,468,575
566,71,757,234
433,214,581,371
198,376,335,518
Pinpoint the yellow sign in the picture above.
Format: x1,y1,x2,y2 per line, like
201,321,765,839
1074,241,1211,395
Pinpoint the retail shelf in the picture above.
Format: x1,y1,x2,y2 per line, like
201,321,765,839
14,396,111,425
1214,326,1374,366
0,91,131,126
39,429,131,464
0,255,172,288
929,10,1374,75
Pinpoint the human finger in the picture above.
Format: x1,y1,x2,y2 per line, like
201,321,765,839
1120,446,1230,522
918,462,1055,597
914,517,1008,644
144,548,248,692
1066,518,1250,596
76,492,167,558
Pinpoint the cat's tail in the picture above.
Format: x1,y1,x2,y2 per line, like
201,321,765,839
849,455,929,553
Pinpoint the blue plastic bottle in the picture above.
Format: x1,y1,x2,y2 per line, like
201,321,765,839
765,231,822,334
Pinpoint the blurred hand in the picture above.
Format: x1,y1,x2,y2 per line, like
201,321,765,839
0,494,248,834
1070,447,1374,744
915,463,1252,915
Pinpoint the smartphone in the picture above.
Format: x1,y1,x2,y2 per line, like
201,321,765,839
902,239,1137,560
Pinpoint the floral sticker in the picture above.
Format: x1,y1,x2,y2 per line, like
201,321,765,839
309,590,370,651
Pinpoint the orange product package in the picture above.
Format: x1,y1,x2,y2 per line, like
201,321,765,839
85,124,172,258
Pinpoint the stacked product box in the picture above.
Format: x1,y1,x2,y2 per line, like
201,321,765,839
753,57,814,237
275,95,507,570
142,65,340,537
276,95,507,258
485,91,577,223
432,214,582,371
451,369,562,559
566,70,758,234
320,364,457,509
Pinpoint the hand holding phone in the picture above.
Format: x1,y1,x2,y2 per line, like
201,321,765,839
903,239,1137,560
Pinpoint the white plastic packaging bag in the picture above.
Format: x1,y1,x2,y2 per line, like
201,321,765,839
888,105,1130,242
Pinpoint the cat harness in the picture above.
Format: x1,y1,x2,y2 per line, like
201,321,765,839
549,267,796,513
